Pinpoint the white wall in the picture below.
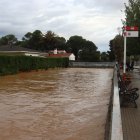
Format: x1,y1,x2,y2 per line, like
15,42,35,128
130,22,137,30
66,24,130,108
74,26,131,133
69,54,75,61
25,52,40,57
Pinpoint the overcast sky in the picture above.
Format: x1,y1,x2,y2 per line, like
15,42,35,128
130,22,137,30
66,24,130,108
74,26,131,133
0,0,128,51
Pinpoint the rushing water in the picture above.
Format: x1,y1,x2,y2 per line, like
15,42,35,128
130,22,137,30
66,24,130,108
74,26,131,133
0,68,113,140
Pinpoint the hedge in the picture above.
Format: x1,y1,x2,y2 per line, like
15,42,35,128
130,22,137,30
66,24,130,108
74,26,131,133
46,57,69,68
0,56,69,76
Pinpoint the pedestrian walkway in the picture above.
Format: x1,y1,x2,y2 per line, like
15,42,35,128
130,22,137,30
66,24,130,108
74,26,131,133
121,68,140,140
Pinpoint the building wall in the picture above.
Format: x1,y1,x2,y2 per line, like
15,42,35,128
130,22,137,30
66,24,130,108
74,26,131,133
69,54,75,61
25,53,40,57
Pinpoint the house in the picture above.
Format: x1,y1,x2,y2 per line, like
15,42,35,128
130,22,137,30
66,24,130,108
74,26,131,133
47,48,75,61
48,53,75,61
48,49,66,54
0,45,47,57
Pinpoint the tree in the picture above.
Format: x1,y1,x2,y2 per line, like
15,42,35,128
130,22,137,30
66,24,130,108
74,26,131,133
109,35,124,63
42,31,57,50
78,40,100,61
21,30,67,51
100,52,109,62
23,32,33,40
108,39,115,61
54,37,66,50
66,36,86,60
0,34,17,46
124,0,140,55
125,0,140,26
79,50,100,62
42,31,67,51
66,35,100,61
22,30,43,50
31,30,43,50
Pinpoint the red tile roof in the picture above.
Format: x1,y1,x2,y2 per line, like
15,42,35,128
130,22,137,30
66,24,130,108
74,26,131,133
48,53,72,58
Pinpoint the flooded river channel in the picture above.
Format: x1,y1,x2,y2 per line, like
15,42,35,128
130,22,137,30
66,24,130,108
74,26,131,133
0,68,113,140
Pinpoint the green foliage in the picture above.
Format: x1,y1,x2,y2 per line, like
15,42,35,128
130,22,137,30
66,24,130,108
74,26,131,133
66,36,98,61
66,36,85,60
125,0,140,26
0,30,100,62
0,56,69,76
79,50,100,62
0,34,17,46
125,0,140,55
100,52,109,62
46,57,69,68
109,35,123,62
108,40,115,61
21,30,67,51
22,30,43,50
21,31,100,61
109,0,140,61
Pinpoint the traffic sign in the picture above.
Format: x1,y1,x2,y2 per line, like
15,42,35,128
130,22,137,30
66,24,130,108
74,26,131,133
124,31,139,37
124,26,138,31
123,25,139,74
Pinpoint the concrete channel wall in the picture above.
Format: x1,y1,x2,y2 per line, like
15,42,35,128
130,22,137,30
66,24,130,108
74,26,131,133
110,67,123,140
69,61,115,68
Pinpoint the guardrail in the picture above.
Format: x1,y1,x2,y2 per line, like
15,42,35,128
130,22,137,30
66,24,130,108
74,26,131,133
110,67,123,140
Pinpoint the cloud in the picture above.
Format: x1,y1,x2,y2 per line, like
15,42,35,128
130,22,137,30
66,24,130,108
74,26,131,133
0,0,128,51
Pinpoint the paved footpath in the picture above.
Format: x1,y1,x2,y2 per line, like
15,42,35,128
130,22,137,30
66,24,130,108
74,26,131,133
121,68,140,140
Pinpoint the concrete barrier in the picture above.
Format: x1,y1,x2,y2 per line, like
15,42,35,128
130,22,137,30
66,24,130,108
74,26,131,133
69,62,115,68
110,67,123,140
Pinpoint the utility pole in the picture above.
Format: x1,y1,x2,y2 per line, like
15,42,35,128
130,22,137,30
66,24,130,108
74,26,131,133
123,27,127,74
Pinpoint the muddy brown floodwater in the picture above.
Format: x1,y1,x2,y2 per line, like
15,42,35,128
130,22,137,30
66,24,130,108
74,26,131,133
0,68,113,140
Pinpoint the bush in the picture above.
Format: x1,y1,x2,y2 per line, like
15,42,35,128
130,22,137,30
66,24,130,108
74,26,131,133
46,57,69,68
0,56,69,76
